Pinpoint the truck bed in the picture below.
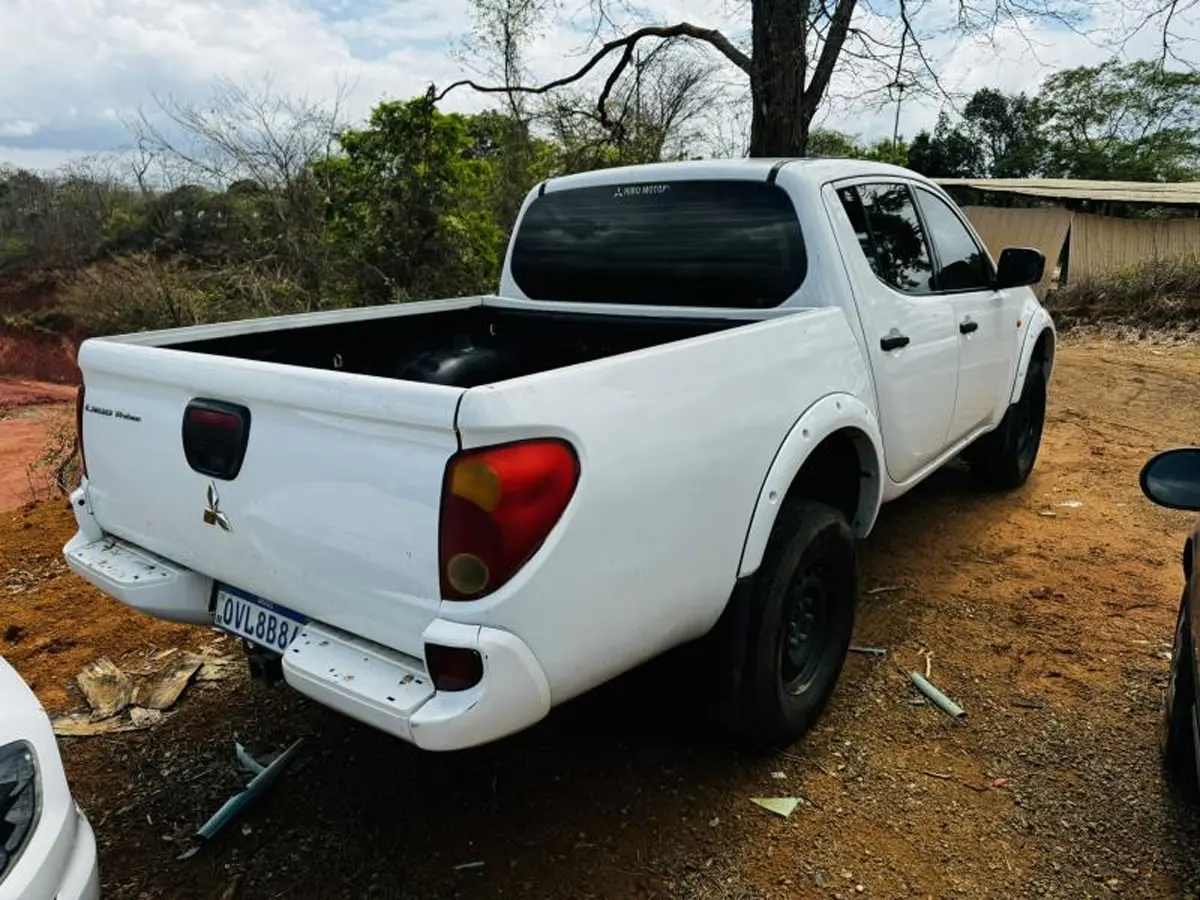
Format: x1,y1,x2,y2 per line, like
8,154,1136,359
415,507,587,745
162,299,750,388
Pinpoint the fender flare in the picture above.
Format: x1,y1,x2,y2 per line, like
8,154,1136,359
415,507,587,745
1009,305,1056,405
737,393,885,579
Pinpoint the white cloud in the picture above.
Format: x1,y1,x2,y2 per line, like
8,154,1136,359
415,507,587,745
1,0,1197,172
0,120,39,138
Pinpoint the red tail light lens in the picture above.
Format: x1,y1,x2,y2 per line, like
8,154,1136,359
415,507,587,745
186,407,240,430
425,644,484,692
74,384,88,479
439,439,580,601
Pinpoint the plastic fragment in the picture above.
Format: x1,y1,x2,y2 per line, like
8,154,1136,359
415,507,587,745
192,739,304,843
908,671,966,719
235,742,266,777
750,797,800,818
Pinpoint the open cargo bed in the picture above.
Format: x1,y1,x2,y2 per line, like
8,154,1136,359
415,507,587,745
163,299,752,388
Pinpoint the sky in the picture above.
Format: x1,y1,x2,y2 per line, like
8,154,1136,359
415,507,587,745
0,0,1196,174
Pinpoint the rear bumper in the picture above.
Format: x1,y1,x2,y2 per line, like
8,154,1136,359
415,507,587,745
63,517,552,752
283,619,551,751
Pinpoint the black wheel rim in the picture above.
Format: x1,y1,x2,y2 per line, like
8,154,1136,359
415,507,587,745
780,566,832,695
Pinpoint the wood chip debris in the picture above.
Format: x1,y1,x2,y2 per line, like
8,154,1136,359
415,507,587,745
132,652,203,710
57,648,211,736
76,657,135,720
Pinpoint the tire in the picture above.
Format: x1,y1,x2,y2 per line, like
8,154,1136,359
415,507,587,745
715,499,858,749
1163,588,1200,799
967,365,1047,491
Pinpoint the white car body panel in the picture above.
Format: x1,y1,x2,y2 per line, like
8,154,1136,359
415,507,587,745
64,157,1055,750
0,656,100,900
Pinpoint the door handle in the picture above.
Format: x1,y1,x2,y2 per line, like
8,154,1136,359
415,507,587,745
959,320,979,335
880,333,910,352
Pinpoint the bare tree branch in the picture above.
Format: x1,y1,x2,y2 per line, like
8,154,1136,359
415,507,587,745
433,21,751,104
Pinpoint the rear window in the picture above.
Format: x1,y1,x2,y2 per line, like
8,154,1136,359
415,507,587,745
509,179,807,308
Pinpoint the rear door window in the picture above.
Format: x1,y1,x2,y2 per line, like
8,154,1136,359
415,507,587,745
839,183,936,296
509,179,807,308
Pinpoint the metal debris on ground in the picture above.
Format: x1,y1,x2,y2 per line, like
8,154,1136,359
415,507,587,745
1056,500,1083,508
866,585,902,595
177,738,305,859
454,861,486,872
908,671,966,720
749,797,801,818
848,645,888,657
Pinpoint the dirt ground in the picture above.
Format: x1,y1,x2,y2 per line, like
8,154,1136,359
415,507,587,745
3,337,1200,899
0,377,77,510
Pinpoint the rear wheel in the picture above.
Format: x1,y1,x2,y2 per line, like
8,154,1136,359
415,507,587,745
967,365,1046,490
714,499,858,748
1163,588,1200,799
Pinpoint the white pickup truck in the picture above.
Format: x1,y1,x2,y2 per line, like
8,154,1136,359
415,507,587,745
63,158,1055,751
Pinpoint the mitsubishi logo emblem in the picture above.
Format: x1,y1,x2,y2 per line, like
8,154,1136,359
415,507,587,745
202,481,232,532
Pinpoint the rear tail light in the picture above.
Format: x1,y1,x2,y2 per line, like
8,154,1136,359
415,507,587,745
74,384,87,479
439,439,580,601
425,644,484,692
181,399,252,480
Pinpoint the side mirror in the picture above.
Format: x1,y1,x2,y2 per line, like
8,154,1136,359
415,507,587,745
994,247,1045,290
1140,448,1200,511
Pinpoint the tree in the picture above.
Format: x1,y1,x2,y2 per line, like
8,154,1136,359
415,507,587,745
961,89,1044,177
435,0,1186,158
1037,59,1200,181
907,112,982,178
314,96,505,303
533,42,724,173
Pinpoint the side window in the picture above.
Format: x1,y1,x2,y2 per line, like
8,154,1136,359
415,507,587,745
913,187,995,291
844,183,935,295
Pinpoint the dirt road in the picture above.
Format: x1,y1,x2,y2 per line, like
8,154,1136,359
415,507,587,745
3,337,1200,899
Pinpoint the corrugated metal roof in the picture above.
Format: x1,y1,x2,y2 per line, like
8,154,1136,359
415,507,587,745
935,178,1200,206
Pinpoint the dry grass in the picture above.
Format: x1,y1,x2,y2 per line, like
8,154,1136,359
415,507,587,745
1046,254,1200,335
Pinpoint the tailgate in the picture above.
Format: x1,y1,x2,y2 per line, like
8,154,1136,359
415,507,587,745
76,339,463,659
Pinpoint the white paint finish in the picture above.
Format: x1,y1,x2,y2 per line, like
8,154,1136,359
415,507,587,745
945,287,1021,441
63,526,214,625
410,621,552,751
1010,304,1058,402
281,622,434,743
820,181,960,484
738,393,885,579
104,294,489,346
76,349,462,658
66,156,1055,750
907,184,1031,441
0,656,100,900
279,619,551,752
448,308,870,704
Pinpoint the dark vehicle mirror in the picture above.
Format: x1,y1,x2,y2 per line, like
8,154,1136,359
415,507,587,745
1140,448,1200,511
994,247,1045,290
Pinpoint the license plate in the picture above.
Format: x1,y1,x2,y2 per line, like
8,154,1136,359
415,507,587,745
213,584,307,653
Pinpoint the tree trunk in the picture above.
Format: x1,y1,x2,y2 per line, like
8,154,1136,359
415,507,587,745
748,0,810,157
